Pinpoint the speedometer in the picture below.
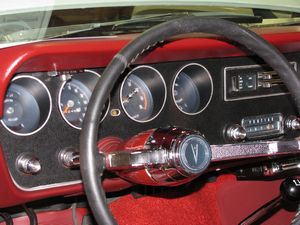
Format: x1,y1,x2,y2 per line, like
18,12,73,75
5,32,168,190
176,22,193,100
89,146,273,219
60,79,91,129
59,70,109,129
120,66,166,123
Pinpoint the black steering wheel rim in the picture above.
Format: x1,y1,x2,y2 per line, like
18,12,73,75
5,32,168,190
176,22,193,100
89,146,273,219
80,16,300,225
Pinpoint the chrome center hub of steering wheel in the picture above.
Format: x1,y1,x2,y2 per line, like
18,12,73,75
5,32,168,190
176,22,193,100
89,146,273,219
103,127,212,186
177,135,211,175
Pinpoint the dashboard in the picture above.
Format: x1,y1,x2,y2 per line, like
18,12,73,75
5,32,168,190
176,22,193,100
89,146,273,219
1,28,300,208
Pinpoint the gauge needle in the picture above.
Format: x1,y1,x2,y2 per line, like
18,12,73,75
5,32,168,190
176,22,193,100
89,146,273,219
123,88,139,103
63,106,70,114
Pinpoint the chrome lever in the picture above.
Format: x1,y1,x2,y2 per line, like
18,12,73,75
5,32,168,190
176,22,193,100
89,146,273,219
105,149,168,171
211,139,300,163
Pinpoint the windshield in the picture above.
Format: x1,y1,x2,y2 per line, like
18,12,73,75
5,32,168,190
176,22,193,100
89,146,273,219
1,0,300,48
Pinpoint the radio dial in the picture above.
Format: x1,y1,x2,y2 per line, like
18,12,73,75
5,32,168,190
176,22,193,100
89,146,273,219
285,116,300,131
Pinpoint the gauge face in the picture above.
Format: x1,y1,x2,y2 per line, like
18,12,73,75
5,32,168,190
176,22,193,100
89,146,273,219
2,84,40,133
59,70,110,129
121,74,154,121
60,79,91,129
173,72,200,113
172,64,213,115
120,66,166,123
1,76,52,136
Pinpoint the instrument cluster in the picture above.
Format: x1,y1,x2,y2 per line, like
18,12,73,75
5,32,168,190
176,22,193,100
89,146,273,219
1,53,299,190
1,63,214,135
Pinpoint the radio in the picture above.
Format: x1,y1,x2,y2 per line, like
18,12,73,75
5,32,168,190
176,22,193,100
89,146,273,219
226,113,300,142
241,113,284,139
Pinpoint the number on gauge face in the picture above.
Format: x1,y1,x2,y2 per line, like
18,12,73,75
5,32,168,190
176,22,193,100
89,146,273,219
60,79,91,129
173,72,200,114
121,74,154,122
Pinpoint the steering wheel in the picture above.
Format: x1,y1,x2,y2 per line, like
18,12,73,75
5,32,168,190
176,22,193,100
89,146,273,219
80,16,300,225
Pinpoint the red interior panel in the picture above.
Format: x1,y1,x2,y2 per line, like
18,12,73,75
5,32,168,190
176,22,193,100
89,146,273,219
1,31,300,117
1,28,300,224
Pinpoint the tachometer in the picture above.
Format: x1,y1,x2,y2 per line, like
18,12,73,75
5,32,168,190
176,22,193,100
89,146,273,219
120,66,166,123
59,70,109,129
172,63,213,115
121,74,154,121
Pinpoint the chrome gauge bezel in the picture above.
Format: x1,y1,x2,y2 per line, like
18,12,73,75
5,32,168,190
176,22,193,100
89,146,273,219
1,75,52,136
172,63,213,115
120,65,167,123
58,70,110,130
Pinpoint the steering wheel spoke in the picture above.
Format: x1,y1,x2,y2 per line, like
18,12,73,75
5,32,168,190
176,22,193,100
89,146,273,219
211,139,300,163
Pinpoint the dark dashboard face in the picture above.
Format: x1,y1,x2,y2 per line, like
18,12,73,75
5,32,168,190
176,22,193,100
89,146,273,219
0,51,299,190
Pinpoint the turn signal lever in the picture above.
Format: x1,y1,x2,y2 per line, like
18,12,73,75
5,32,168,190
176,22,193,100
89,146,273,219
104,127,212,186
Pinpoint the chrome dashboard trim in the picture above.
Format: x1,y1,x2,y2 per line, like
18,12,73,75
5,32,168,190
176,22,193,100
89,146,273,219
10,170,82,192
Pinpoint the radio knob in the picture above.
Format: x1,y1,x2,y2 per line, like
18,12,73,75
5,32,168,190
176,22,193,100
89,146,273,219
16,153,41,175
285,116,300,131
226,124,247,142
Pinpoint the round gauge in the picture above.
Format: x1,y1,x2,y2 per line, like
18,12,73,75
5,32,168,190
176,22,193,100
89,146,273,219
60,79,91,129
120,66,166,123
121,74,154,121
1,76,52,136
172,63,213,115
59,70,109,129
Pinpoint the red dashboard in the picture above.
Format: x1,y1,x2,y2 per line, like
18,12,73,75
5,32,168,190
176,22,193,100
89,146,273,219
1,26,300,224
2,29,300,117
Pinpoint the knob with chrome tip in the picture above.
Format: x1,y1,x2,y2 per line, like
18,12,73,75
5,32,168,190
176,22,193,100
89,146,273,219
16,153,41,175
285,116,300,131
226,124,247,142
58,147,80,168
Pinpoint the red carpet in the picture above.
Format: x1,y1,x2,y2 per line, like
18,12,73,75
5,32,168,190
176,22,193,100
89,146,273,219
0,175,295,225
110,174,295,225
109,177,227,225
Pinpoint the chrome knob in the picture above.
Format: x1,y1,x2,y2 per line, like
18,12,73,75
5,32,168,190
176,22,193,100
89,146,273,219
16,153,41,175
226,124,247,142
285,116,300,130
58,147,80,168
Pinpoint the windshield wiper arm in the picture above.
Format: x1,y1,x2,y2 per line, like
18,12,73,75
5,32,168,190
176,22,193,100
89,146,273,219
40,12,262,40
111,12,262,33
